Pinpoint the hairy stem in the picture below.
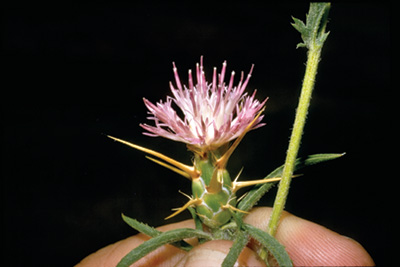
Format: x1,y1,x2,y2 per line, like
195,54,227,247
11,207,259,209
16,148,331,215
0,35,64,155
266,2,331,240
267,47,322,236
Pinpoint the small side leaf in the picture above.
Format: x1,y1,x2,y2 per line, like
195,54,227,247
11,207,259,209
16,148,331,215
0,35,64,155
116,228,212,267
291,2,331,50
291,17,307,34
238,153,344,214
244,224,292,267
122,213,193,252
291,16,308,48
222,231,249,267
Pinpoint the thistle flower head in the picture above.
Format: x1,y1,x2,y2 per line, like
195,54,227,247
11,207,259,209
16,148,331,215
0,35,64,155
140,57,267,152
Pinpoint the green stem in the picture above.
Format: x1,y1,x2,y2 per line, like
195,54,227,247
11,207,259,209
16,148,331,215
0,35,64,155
258,4,331,263
267,47,322,237
266,2,331,240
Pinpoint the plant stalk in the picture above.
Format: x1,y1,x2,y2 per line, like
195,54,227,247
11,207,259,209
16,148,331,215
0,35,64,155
267,47,322,237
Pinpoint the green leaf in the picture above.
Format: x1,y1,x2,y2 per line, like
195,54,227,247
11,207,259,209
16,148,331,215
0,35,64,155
244,224,292,266
122,213,193,252
237,153,344,215
237,183,274,217
222,231,249,267
292,2,331,50
122,213,160,236
302,153,345,166
116,228,212,267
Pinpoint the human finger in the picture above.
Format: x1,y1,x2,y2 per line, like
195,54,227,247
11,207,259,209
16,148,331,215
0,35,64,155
75,219,196,267
244,207,375,266
174,240,266,266
77,207,375,266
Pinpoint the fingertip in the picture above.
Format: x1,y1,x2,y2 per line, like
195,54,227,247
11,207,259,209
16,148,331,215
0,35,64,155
244,207,374,266
76,219,196,267
284,215,374,265
175,240,266,267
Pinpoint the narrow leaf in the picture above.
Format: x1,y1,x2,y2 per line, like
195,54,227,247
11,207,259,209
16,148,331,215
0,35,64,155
222,231,249,267
117,228,212,267
244,224,292,267
303,153,345,166
122,213,160,237
238,153,344,214
122,213,193,252
237,183,274,217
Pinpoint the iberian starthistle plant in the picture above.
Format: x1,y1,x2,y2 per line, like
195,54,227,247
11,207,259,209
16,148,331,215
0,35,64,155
108,3,341,266
109,57,277,229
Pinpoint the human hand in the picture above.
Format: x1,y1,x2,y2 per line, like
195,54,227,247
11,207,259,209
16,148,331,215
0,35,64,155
76,207,374,266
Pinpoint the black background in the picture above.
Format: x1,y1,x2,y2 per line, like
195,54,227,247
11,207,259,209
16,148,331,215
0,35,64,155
2,3,391,266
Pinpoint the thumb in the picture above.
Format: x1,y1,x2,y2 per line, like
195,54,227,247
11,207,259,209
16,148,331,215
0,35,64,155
174,240,266,267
